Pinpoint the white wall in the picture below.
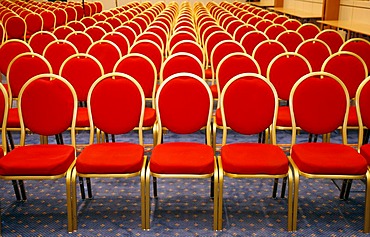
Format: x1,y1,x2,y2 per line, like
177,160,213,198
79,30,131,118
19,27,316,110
284,0,323,15
339,0,370,23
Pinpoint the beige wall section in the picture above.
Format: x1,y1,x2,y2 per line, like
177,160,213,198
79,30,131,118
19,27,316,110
339,0,370,23
283,0,323,15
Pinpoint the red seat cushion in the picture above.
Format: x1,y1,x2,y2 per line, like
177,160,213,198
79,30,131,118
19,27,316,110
291,143,367,175
143,107,156,127
150,142,214,174
205,68,212,79
7,108,20,128
277,106,292,127
76,107,89,127
347,105,358,127
215,108,222,126
210,84,218,98
360,144,370,165
221,143,288,174
76,142,144,174
0,145,75,176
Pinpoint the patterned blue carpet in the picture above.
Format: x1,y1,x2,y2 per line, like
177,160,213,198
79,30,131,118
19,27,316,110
1,130,369,236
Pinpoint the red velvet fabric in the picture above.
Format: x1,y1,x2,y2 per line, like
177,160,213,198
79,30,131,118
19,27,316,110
0,41,31,76
114,54,156,98
223,76,275,135
221,143,288,174
206,32,232,61
87,42,121,74
268,55,311,100
171,42,204,68
76,107,89,127
347,106,358,126
90,77,142,134
130,41,162,74
316,31,344,53
297,24,320,40
342,41,370,72
150,142,214,174
76,143,144,174
277,106,292,127
43,41,78,73
66,32,93,53
360,144,370,165
217,54,260,93
0,145,75,176
29,33,56,55
205,68,212,79
6,108,20,128
158,77,210,134
21,79,75,136
162,54,203,81
296,41,331,72
212,42,244,73
144,107,156,127
292,143,367,175
241,31,268,55
359,81,370,128
323,54,366,98
292,76,347,134
210,84,218,98
253,41,287,76
60,56,102,101
277,31,303,52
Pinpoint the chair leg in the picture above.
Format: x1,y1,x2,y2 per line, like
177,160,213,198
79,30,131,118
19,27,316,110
281,177,287,199
364,173,370,233
344,179,353,200
153,177,158,198
79,177,86,200
86,178,93,199
217,165,223,230
210,176,214,199
6,131,14,151
71,169,78,231
145,167,151,229
272,178,278,198
11,180,22,201
18,180,27,200
292,170,300,231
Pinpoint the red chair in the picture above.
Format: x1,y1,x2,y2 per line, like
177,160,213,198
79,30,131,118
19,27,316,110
130,39,163,76
84,25,106,42
339,38,370,73
87,40,122,74
297,23,321,40
113,53,157,149
240,30,268,55
101,31,130,55
204,31,232,68
43,39,79,74
70,72,147,230
160,52,204,83
144,72,219,230
53,25,75,40
137,31,165,55
66,20,86,31
0,39,32,78
28,31,58,55
273,15,289,25
65,31,94,53
40,10,56,31
59,53,104,138
255,19,273,32
212,53,261,152
233,24,256,42
282,19,302,31
94,21,114,33
252,39,287,76
0,22,4,44
295,38,332,72
114,25,137,46
266,52,312,151
288,71,370,232
315,29,344,54
80,16,97,28
24,12,43,39
4,15,26,41
264,24,287,40
0,73,78,233
276,30,304,52
217,72,293,231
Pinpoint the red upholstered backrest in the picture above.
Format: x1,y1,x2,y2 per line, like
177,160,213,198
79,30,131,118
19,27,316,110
102,32,130,55
268,53,311,100
276,30,304,52
296,39,332,72
341,39,370,73
222,74,276,135
130,40,162,74
162,53,203,81
217,53,260,93
316,30,344,54
60,55,103,101
252,40,287,76
0,40,32,76
358,77,370,128
29,31,57,55
0,84,7,126
114,53,156,98
157,74,212,134
43,40,78,74
322,52,367,98
20,76,76,136
297,23,321,40
240,31,268,55
89,75,143,134
291,74,348,135
8,53,52,98
87,40,121,74
211,40,244,73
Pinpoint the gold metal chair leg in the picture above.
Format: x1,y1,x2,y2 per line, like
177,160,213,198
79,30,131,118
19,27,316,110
364,171,370,233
